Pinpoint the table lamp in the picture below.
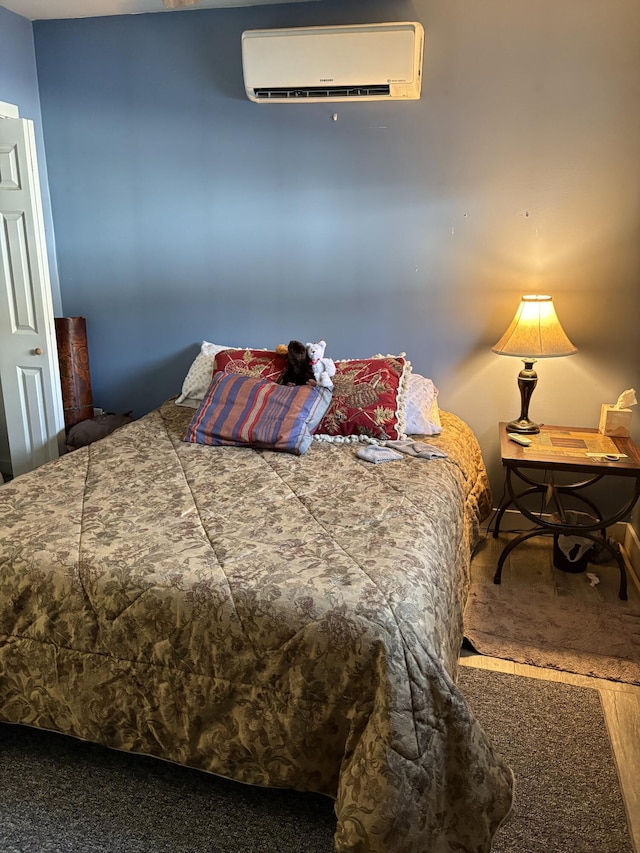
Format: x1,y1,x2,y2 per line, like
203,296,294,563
492,294,577,434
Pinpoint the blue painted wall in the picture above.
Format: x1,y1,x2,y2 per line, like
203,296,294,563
0,4,60,313
34,1,445,416
29,0,640,499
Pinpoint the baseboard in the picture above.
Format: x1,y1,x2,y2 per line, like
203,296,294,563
623,524,640,595
484,508,535,533
487,508,630,538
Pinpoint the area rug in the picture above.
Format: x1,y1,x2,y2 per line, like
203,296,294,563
464,580,640,684
0,668,633,853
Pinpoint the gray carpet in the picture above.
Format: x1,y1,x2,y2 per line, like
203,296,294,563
459,666,633,853
0,667,632,853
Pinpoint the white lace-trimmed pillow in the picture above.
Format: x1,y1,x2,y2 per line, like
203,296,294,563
176,341,237,407
405,374,442,436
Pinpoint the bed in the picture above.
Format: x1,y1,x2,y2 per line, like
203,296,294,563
0,347,513,853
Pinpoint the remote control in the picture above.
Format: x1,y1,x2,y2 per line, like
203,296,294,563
507,433,532,446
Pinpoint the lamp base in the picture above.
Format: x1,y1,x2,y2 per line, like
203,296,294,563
506,417,540,434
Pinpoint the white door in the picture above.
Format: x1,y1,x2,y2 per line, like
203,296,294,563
0,115,65,478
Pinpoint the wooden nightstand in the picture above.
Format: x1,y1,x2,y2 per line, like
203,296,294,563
493,423,640,600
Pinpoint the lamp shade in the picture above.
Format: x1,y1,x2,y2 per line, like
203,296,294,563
492,294,577,359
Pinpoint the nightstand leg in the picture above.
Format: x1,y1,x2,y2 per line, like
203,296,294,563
579,534,628,601
493,483,546,538
494,529,553,584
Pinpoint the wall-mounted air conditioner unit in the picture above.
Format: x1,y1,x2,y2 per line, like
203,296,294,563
241,22,424,103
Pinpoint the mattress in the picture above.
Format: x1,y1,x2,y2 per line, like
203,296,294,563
0,399,513,852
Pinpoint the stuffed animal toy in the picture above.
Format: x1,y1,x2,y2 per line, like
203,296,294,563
306,340,336,389
280,340,316,386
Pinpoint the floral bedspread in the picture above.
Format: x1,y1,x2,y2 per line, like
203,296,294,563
0,400,513,852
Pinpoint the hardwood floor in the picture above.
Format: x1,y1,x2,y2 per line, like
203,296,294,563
461,529,640,852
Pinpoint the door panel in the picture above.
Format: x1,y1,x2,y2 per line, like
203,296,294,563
18,365,50,469
2,212,37,331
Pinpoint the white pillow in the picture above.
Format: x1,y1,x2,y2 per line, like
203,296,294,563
175,341,237,407
404,373,442,436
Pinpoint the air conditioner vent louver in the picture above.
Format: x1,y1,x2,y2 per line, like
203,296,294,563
242,23,424,104
254,84,391,100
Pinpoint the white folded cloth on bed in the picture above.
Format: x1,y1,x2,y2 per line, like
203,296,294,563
356,446,405,464
356,441,448,464
385,440,448,459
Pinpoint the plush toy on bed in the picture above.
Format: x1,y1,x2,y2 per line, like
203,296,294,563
279,340,316,386
306,340,336,390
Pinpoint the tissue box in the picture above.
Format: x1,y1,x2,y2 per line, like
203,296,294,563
599,405,632,437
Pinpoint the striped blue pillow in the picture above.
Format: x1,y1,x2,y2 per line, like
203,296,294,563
183,373,332,455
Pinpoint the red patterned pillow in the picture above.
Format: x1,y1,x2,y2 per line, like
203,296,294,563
315,356,411,441
213,348,287,383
